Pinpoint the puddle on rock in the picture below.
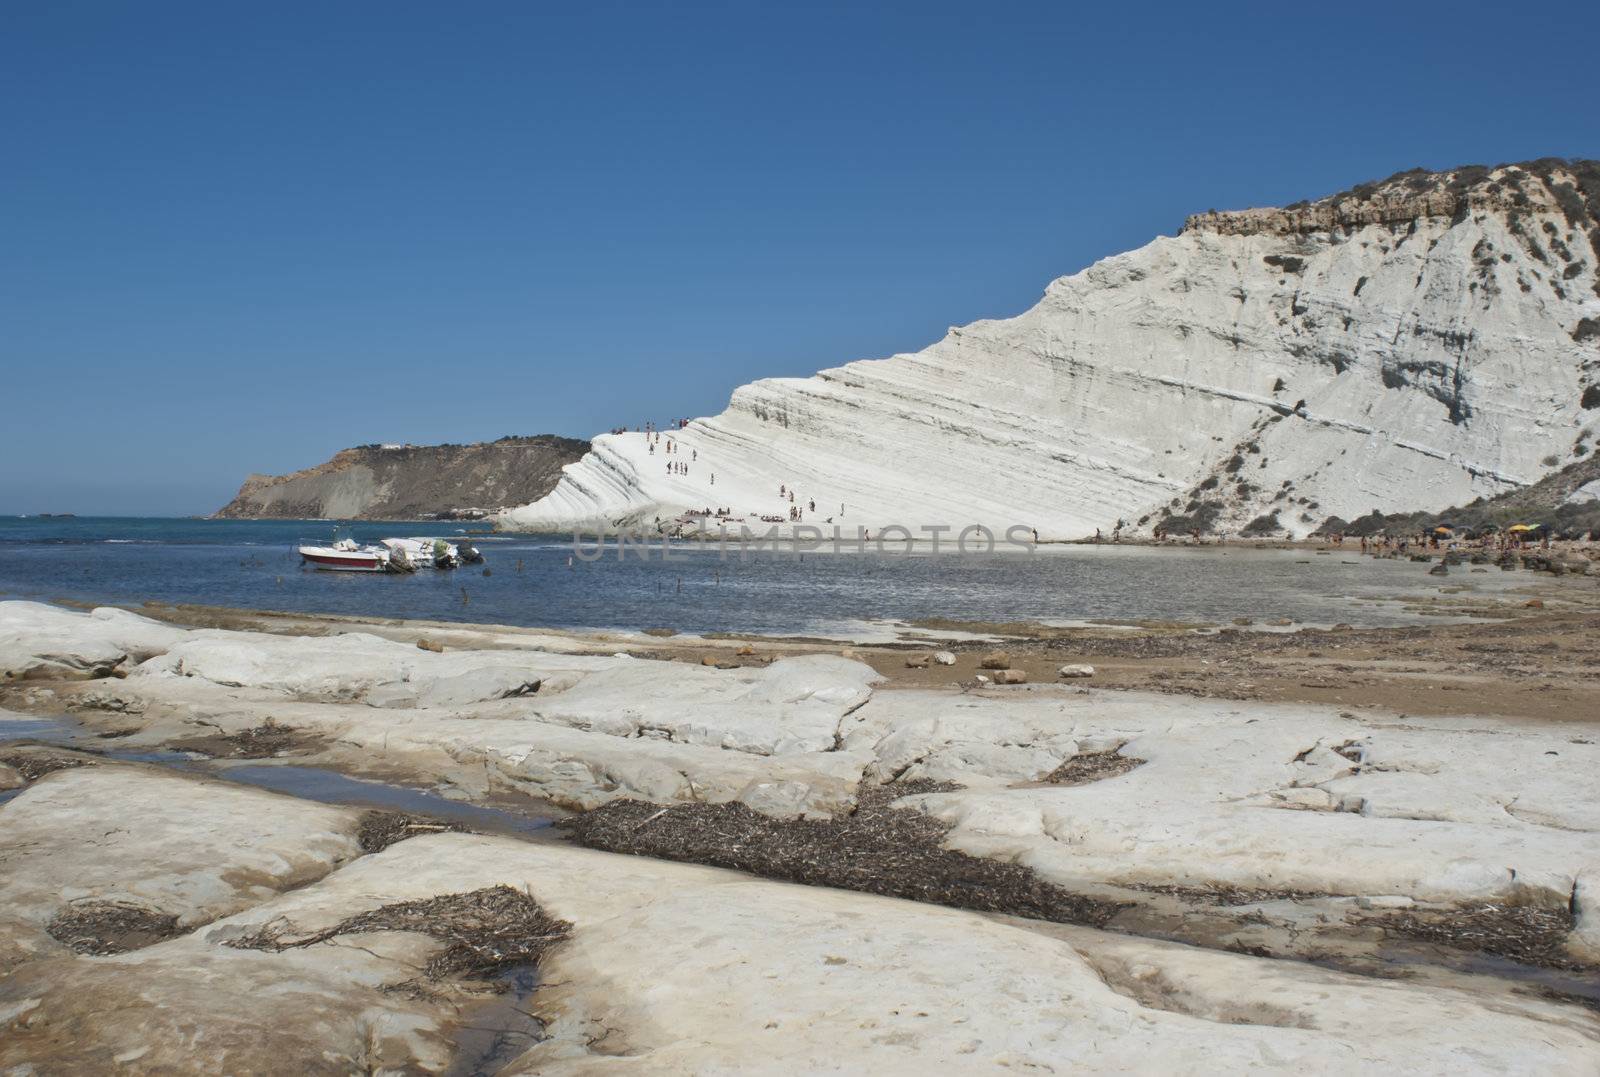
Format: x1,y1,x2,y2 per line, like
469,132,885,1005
1376,943,1600,1010
0,716,78,745
204,765,558,839
442,964,548,1077
0,715,560,840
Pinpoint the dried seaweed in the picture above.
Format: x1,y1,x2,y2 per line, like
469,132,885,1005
1374,903,1584,970
170,721,311,759
1046,749,1146,785
1129,882,1333,907
228,885,570,982
561,781,1128,928
358,810,470,853
0,752,91,783
47,900,180,955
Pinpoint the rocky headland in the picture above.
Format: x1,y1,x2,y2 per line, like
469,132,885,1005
214,435,588,520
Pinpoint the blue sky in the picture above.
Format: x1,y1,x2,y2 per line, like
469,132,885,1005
3,1,1596,514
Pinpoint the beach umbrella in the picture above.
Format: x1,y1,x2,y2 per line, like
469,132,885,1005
1506,523,1535,533
1432,525,1453,533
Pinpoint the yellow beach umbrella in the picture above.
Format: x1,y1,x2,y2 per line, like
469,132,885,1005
1506,523,1535,533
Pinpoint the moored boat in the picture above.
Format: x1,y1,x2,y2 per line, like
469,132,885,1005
381,537,461,568
379,537,483,568
298,539,395,572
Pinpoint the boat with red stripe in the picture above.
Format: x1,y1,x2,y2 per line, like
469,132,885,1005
297,538,399,573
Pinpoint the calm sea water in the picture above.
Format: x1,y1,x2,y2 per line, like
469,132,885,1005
0,517,1523,636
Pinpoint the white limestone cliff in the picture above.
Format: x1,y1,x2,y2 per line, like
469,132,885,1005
502,160,1600,539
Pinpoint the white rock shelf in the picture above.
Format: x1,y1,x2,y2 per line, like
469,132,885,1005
1,766,1596,1074
2,599,1598,1070
5,600,1597,952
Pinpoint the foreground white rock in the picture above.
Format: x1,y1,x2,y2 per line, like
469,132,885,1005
82,676,872,817
143,629,877,751
0,601,190,679
503,162,1600,538
0,766,362,972
846,688,1600,920
524,859,1600,1076
3,604,879,817
22,598,1595,939
0,594,1588,996
1,767,1594,1074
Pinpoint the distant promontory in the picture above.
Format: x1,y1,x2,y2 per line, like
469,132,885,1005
214,435,589,520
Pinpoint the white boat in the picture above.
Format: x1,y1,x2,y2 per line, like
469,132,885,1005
380,537,483,568
381,537,460,568
298,538,396,573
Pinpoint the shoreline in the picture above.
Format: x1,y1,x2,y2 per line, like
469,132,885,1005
55,543,1600,720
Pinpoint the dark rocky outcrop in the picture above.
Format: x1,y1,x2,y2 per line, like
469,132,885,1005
214,435,589,520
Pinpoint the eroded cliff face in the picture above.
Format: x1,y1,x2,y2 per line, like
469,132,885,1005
503,161,1600,538
215,436,589,520
1183,159,1600,238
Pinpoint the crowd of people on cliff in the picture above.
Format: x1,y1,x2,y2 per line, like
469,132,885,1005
632,417,840,530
